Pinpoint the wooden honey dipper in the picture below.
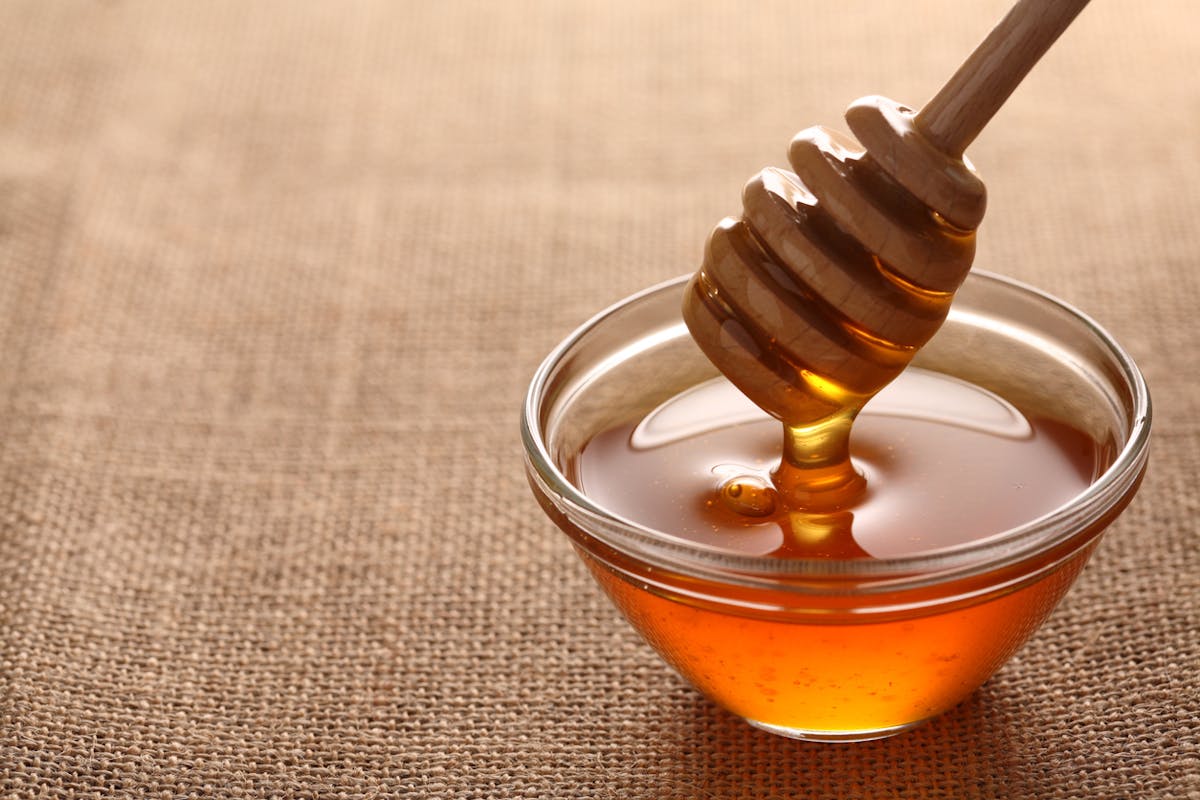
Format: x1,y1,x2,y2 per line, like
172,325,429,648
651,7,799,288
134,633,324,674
684,0,1092,513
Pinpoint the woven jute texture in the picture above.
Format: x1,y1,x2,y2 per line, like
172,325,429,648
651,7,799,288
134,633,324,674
2,0,1197,797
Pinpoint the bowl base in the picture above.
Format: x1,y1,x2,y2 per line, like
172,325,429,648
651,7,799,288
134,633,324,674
745,716,931,742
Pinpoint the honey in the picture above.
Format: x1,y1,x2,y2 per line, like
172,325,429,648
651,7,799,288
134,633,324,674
565,368,1113,735
584,546,1093,737
573,370,1104,558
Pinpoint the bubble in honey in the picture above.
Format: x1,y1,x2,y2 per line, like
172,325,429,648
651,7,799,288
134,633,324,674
718,476,777,517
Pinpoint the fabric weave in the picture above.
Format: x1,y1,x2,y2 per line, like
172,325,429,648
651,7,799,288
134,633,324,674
1,1,1197,797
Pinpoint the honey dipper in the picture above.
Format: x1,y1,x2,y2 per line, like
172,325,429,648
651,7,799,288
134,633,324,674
683,0,1092,508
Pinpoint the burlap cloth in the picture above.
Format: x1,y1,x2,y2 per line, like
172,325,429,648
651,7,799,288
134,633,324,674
1,0,1196,797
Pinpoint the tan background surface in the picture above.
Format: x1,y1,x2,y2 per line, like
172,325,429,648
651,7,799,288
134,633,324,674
2,1,1197,797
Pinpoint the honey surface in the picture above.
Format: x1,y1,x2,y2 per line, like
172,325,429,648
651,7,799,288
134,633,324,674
572,368,1101,559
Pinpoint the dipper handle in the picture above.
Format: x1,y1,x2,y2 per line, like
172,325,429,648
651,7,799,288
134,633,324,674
917,0,1092,156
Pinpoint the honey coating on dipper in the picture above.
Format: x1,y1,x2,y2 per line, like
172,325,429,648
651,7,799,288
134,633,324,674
683,96,984,517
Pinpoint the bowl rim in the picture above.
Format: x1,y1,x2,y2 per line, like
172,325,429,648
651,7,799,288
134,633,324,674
520,271,1152,591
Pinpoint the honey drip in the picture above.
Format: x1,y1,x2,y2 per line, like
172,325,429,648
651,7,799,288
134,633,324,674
682,97,986,520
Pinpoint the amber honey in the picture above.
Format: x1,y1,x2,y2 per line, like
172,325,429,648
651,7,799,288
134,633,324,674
565,368,1112,736
584,550,1094,736
523,271,1149,741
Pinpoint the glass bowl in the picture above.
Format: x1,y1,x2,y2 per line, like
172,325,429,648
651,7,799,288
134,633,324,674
521,271,1150,742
